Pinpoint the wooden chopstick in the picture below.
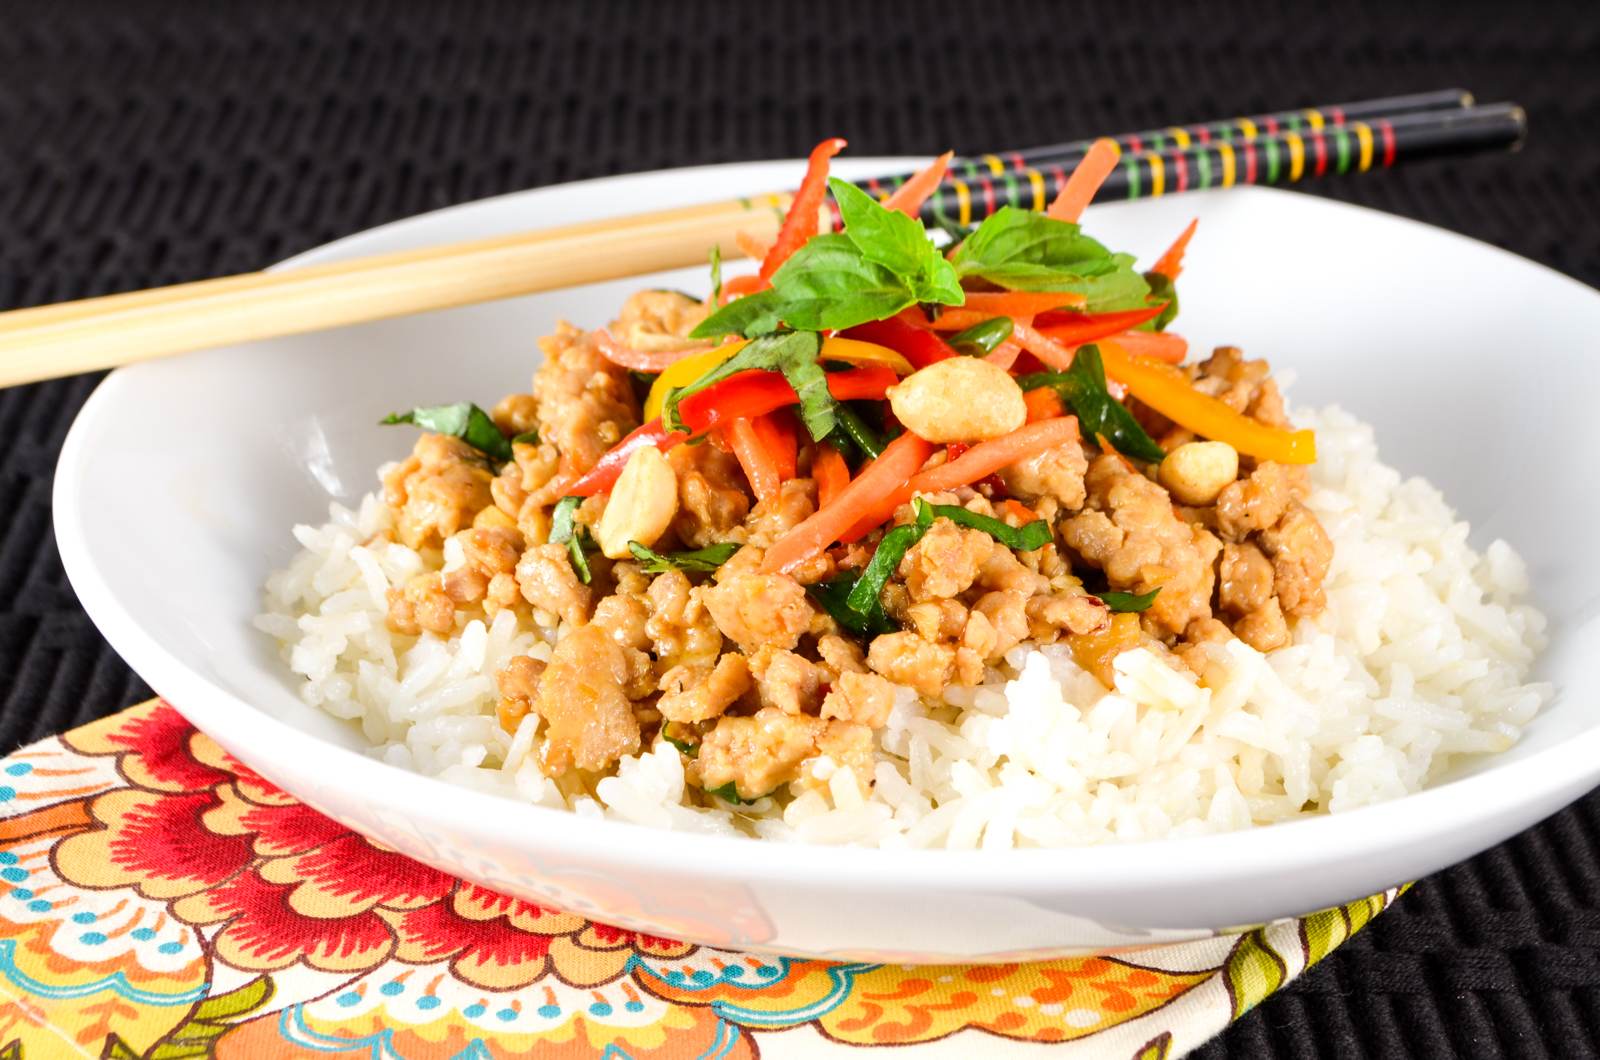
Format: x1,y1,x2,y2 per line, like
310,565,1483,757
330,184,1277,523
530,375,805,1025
0,93,1522,389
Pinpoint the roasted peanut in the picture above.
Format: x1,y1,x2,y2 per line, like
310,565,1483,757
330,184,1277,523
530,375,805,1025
1158,440,1239,506
885,357,1026,442
595,446,679,558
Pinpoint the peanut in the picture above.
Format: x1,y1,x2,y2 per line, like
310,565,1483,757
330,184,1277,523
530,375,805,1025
595,446,679,558
1158,440,1240,506
885,357,1027,443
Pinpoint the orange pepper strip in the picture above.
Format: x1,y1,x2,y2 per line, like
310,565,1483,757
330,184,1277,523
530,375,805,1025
883,151,953,215
962,291,1088,315
762,431,936,574
1099,340,1316,464
1047,138,1121,221
760,137,848,282
725,418,782,503
838,417,1081,541
813,443,850,508
1150,218,1199,281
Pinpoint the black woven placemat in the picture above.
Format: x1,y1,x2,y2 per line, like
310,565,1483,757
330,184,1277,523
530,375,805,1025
2,2,1597,1055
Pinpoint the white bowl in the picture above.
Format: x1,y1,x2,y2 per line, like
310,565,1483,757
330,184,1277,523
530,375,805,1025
54,159,1600,962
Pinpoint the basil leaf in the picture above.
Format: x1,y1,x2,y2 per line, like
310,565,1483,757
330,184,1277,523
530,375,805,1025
628,541,741,573
664,734,699,758
829,178,963,306
845,499,936,615
832,404,884,459
948,208,1151,310
927,503,1052,551
766,234,921,332
708,244,723,303
947,317,1013,357
1099,587,1161,613
511,429,539,446
382,402,512,463
689,288,785,340
548,496,593,584
1142,271,1179,331
1017,345,1167,464
705,781,767,805
806,575,895,636
662,330,827,436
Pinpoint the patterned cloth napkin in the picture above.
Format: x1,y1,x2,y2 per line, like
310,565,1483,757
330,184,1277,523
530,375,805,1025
0,701,1399,1058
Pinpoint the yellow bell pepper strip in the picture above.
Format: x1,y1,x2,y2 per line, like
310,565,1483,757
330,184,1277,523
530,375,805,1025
1098,340,1317,464
642,337,910,421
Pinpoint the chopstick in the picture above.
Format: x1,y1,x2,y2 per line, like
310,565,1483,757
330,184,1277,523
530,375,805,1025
0,93,1521,389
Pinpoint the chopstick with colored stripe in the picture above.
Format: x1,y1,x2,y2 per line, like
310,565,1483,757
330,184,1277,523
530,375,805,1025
0,94,1525,389
859,87,1475,202
904,102,1526,228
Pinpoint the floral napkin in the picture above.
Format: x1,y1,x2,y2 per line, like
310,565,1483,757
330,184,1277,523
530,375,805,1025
0,700,1399,1057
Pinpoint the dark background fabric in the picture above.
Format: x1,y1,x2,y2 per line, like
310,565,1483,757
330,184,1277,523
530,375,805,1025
0,1,1596,1054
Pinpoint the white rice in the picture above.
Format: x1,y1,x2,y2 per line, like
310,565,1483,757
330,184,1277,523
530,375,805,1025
256,405,1552,848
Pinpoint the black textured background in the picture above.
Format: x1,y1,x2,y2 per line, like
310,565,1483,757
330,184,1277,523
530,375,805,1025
2,2,1597,1055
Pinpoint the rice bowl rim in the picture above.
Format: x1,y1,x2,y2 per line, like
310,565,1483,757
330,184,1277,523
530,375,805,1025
52,159,1598,906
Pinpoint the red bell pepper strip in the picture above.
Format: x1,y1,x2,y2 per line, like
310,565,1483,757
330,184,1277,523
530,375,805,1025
1030,303,1166,337
1150,218,1199,281
567,366,896,496
961,291,1087,315
1047,137,1121,222
751,410,798,482
842,316,958,369
882,150,953,216
760,137,847,282
719,273,766,304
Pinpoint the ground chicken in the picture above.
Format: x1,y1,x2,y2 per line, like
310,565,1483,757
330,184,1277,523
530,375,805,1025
530,322,640,484
693,707,825,800
1234,597,1290,652
656,653,752,723
440,526,525,617
643,570,723,669
494,654,547,734
820,671,896,728
898,519,993,600
669,443,750,548
528,626,644,776
747,646,830,715
744,479,816,548
514,543,592,626
815,634,869,677
866,633,957,697
611,289,712,353
998,439,1089,512
969,590,1032,659
1259,500,1333,617
386,574,456,636
1060,454,1222,637
1192,346,1292,428
701,570,813,652
1214,462,1301,542
1218,540,1275,616
1024,590,1111,641
382,433,496,550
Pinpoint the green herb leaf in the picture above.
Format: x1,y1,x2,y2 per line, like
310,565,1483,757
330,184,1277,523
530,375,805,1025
689,287,785,340
661,330,832,440
628,540,741,573
948,207,1151,310
806,575,896,636
511,429,540,446
765,234,923,332
664,734,699,758
1017,345,1167,463
845,498,936,615
831,403,884,459
705,781,766,805
708,244,723,303
1099,587,1161,613
829,178,964,305
1142,271,1179,331
947,316,1014,357
382,402,513,463
548,496,594,584
927,503,1052,550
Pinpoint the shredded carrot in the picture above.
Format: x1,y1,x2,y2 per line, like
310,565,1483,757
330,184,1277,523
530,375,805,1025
883,150,953,216
923,308,1004,332
1023,387,1065,423
751,410,798,481
761,431,936,574
1009,320,1079,369
1003,499,1039,524
593,329,710,373
813,443,850,508
1047,138,1121,222
1099,341,1316,463
1105,328,1187,364
760,137,847,282
839,417,1081,541
726,418,782,502
735,230,772,261
985,340,1023,370
962,291,1087,315
1150,218,1199,281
